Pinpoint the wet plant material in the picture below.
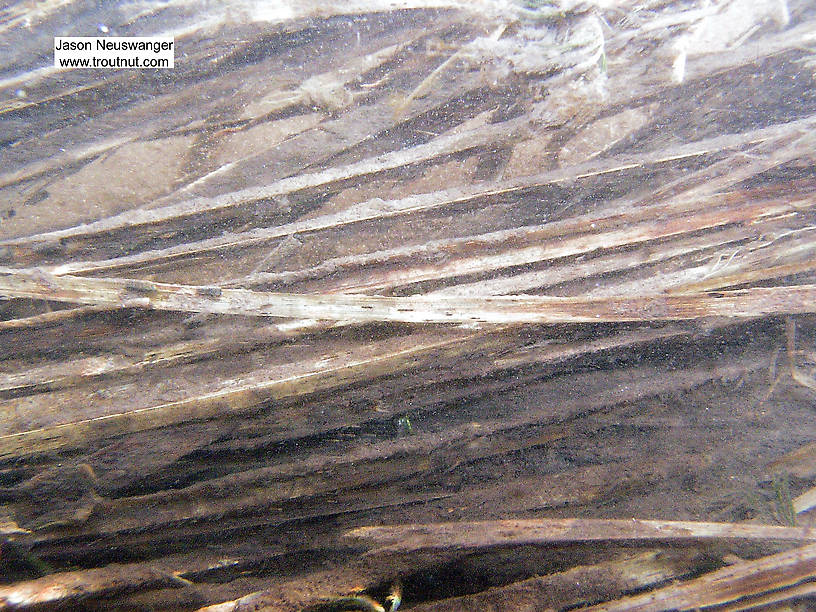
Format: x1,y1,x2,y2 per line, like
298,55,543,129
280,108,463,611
1,0,816,610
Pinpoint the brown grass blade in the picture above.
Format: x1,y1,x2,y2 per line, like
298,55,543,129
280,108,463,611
580,542,816,612
0,563,191,610
345,518,816,553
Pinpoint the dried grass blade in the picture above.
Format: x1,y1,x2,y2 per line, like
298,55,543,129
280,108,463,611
2,268,816,323
407,551,704,612
714,580,816,612
668,258,816,295
0,305,109,331
322,198,810,294
345,518,816,552
0,115,530,248
793,486,816,515
0,328,480,459
4,114,812,263
579,542,816,612
0,563,190,610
